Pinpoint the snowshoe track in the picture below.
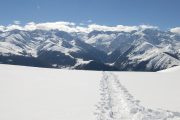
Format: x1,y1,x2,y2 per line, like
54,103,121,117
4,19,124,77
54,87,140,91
95,72,180,120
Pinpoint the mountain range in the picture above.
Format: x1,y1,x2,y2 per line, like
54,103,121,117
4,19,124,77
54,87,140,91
0,24,180,71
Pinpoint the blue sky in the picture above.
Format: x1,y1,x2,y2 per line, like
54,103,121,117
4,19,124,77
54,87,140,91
0,0,179,29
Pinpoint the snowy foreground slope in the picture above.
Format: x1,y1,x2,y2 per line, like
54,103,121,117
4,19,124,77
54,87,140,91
0,64,180,120
159,65,180,72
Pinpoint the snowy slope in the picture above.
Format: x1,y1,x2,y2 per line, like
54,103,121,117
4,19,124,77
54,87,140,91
0,30,109,69
114,71,180,112
0,64,180,120
0,30,91,57
113,41,180,71
0,64,101,120
86,29,180,71
97,72,180,120
159,65,180,72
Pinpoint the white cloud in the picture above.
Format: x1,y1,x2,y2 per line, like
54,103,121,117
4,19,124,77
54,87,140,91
24,21,77,32
87,24,139,32
0,21,160,33
75,26,89,33
170,27,180,34
139,25,158,30
0,25,5,31
6,25,23,31
24,22,37,31
13,20,21,25
116,25,138,32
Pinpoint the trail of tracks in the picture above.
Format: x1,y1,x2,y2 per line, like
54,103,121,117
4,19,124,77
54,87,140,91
95,72,180,120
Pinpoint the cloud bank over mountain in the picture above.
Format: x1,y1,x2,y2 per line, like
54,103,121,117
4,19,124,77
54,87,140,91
170,27,180,34
0,21,177,33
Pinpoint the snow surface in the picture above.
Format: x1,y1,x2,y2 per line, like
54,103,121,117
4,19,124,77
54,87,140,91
96,72,180,120
159,65,180,72
0,64,101,120
0,64,180,120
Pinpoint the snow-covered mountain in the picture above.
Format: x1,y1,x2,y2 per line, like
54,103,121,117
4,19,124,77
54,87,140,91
86,28,180,71
0,23,180,71
0,29,114,70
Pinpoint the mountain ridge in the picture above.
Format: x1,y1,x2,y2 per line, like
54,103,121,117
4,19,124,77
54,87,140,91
0,27,180,71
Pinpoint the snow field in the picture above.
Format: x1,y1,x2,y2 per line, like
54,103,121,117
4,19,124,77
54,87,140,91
0,64,180,120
